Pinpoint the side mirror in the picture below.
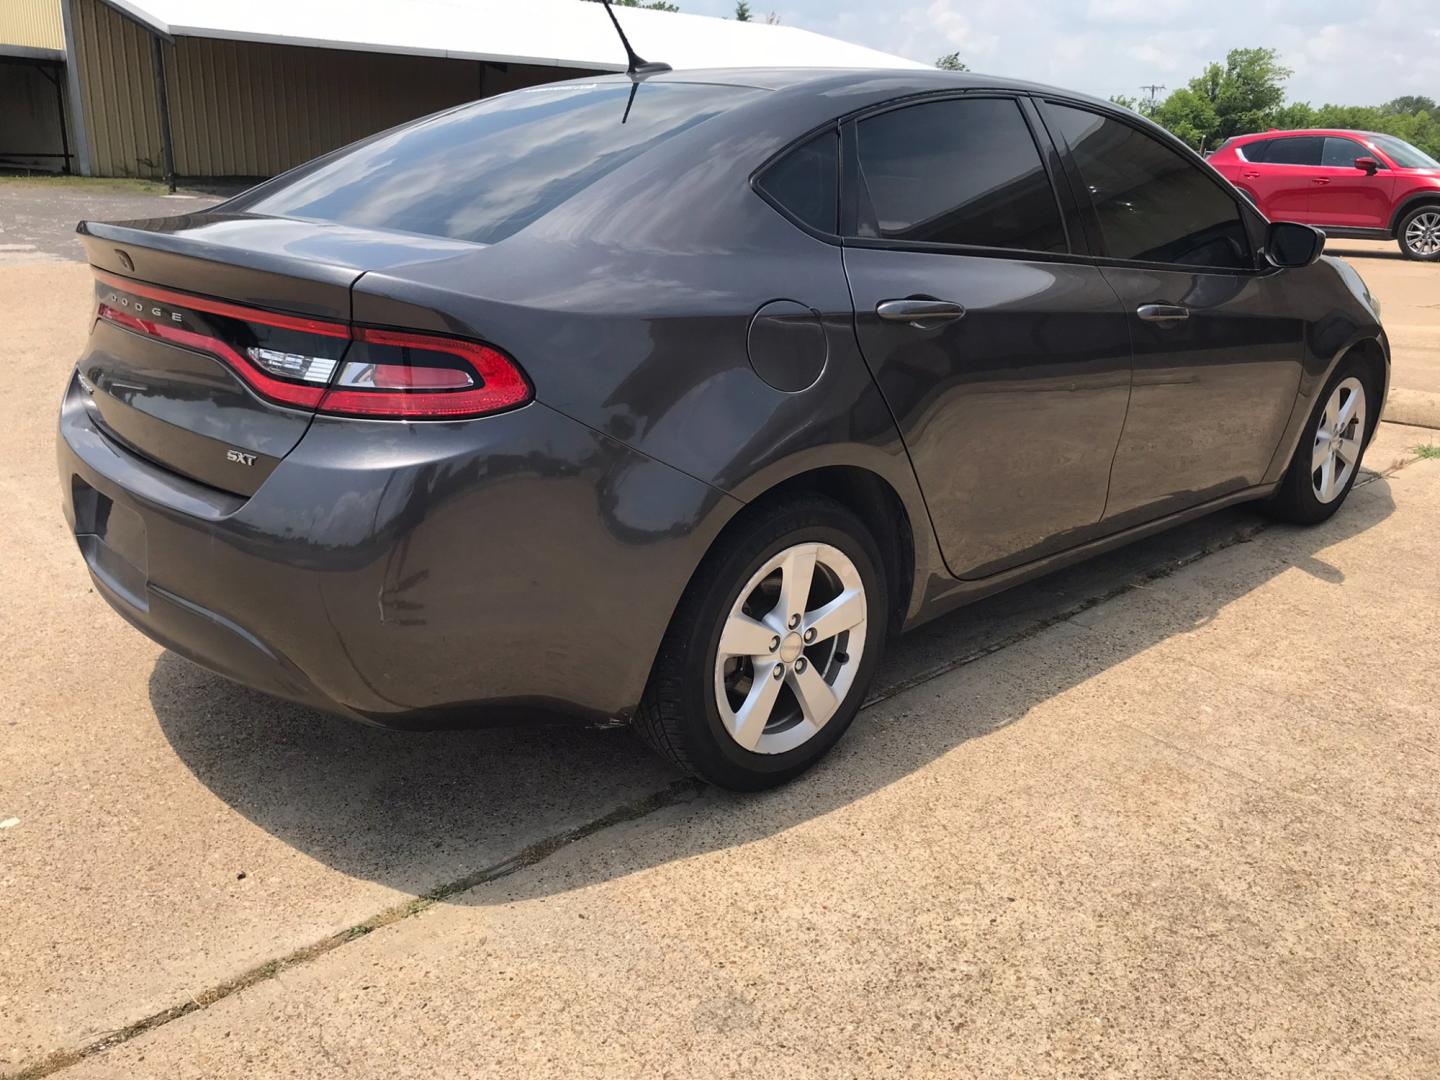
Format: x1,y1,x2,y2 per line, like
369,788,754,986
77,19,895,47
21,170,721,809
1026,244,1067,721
1265,221,1325,269
1354,156,1379,174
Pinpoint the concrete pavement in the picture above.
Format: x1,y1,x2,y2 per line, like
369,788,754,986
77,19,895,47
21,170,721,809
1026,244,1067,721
48,448,1440,1080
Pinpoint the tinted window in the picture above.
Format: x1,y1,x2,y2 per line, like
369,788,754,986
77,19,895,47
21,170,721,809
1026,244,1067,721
1264,136,1324,166
1238,139,1272,163
236,82,761,244
1044,104,1251,269
757,130,838,234
1322,136,1372,168
854,98,1066,253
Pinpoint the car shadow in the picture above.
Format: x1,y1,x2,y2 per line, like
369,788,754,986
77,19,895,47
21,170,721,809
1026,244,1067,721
1324,244,1405,262
149,480,1395,904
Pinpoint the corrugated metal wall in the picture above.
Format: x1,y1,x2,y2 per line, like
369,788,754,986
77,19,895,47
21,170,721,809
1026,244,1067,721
72,0,162,177
166,37,481,177
0,0,64,52
70,0,598,179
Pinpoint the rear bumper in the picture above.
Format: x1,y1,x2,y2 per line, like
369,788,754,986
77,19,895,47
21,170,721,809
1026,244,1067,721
58,372,736,727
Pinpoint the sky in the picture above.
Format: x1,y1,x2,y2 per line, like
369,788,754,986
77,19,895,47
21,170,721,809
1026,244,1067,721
679,0,1440,108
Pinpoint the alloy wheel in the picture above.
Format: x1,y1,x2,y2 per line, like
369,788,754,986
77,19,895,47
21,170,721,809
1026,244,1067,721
713,542,868,755
1405,211,1440,257
1311,376,1367,504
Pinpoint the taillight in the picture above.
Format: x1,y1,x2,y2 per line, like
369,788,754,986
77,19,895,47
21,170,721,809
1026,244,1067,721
92,271,531,420
318,329,530,419
95,270,348,409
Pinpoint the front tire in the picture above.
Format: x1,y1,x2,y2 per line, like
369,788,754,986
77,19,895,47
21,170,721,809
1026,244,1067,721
1396,204,1440,261
1265,357,1377,525
635,496,888,791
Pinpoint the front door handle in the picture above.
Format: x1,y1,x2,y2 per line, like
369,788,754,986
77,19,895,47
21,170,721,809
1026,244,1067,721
876,299,966,328
1137,303,1190,323
1312,177,1331,185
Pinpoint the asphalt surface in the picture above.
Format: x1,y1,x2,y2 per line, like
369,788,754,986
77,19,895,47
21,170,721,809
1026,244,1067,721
2,181,1438,1078
0,182,224,262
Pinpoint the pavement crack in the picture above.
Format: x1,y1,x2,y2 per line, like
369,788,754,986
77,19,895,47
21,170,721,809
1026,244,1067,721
7,778,706,1080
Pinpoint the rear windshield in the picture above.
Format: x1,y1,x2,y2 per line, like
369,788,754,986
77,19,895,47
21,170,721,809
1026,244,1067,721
236,81,761,244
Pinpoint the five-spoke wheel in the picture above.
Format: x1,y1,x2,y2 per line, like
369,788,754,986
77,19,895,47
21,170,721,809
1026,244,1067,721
1311,376,1367,504
714,542,867,755
636,496,886,790
1268,357,1375,525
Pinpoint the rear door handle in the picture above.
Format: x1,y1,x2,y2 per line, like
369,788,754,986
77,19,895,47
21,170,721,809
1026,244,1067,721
1312,177,1331,185
1137,303,1190,323
1241,170,1261,179
876,299,966,327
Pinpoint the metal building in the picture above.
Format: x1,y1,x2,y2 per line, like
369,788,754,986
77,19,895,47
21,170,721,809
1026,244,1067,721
1,0,918,184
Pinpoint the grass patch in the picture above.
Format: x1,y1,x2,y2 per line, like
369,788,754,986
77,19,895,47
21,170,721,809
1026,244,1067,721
1414,444,1440,460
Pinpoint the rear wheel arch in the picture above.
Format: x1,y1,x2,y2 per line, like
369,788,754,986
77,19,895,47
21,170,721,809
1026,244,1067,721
665,465,917,650
743,466,915,635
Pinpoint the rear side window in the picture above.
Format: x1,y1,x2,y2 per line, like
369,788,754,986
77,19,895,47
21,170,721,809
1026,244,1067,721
1043,103,1251,270
1238,139,1272,162
756,130,838,234
853,97,1066,253
1264,136,1324,166
235,82,761,245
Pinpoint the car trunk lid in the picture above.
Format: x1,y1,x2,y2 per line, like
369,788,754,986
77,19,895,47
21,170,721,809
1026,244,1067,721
76,213,478,496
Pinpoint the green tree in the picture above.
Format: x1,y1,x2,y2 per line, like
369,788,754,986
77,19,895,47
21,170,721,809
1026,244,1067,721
1383,95,1437,116
1148,47,1291,151
935,52,968,71
734,1,752,19
1135,48,1440,160
1152,87,1219,150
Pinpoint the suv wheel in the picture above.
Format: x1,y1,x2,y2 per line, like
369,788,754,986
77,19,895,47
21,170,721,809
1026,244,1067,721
1397,205,1440,261
635,496,887,791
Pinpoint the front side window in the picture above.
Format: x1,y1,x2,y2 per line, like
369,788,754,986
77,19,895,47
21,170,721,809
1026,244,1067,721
1322,136,1374,168
1043,103,1252,270
853,97,1066,253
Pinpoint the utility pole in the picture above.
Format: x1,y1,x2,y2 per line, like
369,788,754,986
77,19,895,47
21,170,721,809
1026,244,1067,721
1140,83,1166,115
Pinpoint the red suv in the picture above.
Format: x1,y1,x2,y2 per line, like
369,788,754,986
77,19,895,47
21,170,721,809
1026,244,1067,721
1209,129,1440,260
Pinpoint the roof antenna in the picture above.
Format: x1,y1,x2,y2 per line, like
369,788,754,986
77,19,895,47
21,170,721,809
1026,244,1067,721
598,0,672,78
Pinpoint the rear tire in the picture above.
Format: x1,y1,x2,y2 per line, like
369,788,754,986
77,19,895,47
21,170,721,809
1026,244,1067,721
1265,356,1378,525
1396,204,1440,261
635,496,888,791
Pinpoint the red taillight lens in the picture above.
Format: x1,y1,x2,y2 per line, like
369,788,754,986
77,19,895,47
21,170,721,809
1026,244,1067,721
93,271,531,421
317,328,530,419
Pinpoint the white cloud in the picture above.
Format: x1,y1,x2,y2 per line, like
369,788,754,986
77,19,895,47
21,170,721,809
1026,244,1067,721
680,0,1440,106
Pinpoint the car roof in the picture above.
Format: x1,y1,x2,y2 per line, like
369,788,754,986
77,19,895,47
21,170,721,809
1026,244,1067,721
626,66,1118,110
1229,129,1385,142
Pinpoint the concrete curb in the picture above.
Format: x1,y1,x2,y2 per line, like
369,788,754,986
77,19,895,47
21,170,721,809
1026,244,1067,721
1384,387,1440,431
